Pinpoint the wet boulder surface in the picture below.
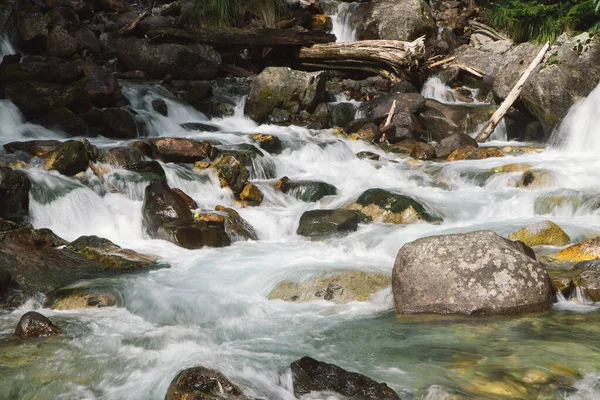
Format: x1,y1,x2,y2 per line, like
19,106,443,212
14,311,62,339
166,366,253,400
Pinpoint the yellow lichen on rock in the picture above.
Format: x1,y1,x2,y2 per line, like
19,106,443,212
508,220,570,246
555,236,600,261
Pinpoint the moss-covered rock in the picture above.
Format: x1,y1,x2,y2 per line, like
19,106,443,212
250,134,283,154
268,271,390,304
103,146,145,167
275,176,337,203
346,188,439,224
49,290,119,310
554,237,600,261
447,146,504,161
44,140,89,176
211,156,249,198
491,163,532,174
4,140,62,157
508,220,570,247
297,209,360,238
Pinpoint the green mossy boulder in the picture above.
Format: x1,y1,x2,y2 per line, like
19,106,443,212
275,176,337,203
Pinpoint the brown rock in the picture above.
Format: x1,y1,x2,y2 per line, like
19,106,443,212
14,311,62,339
239,183,263,206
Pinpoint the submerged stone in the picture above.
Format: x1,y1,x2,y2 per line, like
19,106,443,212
268,271,390,304
297,209,359,238
519,169,556,189
250,133,283,154
508,220,570,247
392,231,553,315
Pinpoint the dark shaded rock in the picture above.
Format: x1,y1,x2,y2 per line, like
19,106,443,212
149,138,212,163
275,176,337,203
157,221,231,249
211,156,249,198
330,102,356,127
181,83,213,109
356,151,380,160
98,0,127,13
409,141,435,160
166,366,243,400
215,205,258,241
578,270,600,302
392,231,553,315
47,57,83,84
291,356,400,399
345,118,374,134
0,269,11,298
419,99,496,142
171,188,197,209
46,26,79,59
250,133,282,154
18,10,49,45
347,188,439,224
151,98,168,116
434,132,478,159
142,181,192,236
355,122,382,142
0,59,51,82
101,108,137,139
447,145,504,161
4,140,61,157
14,311,62,339
116,37,221,80
297,209,359,237
244,67,326,123
139,15,173,33
104,146,145,167
80,63,122,107
368,92,425,120
124,160,166,181
43,140,89,176
0,167,30,224
385,111,422,143
180,122,220,132
75,27,101,54
574,259,600,272
39,107,88,136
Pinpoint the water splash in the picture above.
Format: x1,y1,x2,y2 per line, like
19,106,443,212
0,35,15,59
331,2,358,43
549,82,600,155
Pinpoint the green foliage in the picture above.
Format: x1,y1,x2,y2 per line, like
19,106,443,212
485,0,599,43
192,0,289,28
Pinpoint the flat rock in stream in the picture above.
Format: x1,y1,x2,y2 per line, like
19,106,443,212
275,176,337,203
297,209,359,238
149,138,214,163
291,356,400,399
392,231,553,315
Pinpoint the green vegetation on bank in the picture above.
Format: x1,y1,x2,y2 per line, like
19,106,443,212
483,0,600,42
192,0,289,28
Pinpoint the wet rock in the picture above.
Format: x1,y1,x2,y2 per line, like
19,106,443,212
2,81,90,119
356,151,380,160
552,276,575,299
519,169,556,189
269,271,390,304
291,356,400,399
385,111,423,143
80,64,122,108
180,122,220,132
149,138,212,163
577,270,600,301
346,188,439,224
46,26,79,59
4,140,61,157
48,287,119,310
211,156,249,198
354,0,435,41
44,140,89,176
142,181,192,236
297,209,359,238
125,160,166,181
368,92,425,120
392,230,553,315
410,141,435,160
419,100,496,142
39,107,88,137
554,237,600,261
75,27,101,54
101,108,137,139
180,83,213,109
508,221,570,247
0,268,11,298
434,133,478,159
116,37,221,80
355,122,381,142
534,189,584,215
330,102,356,127
157,221,231,249
166,366,243,400
98,0,127,13
104,146,145,167
151,98,168,116
574,259,600,272
244,67,326,123
275,177,337,203
18,10,49,45
310,14,333,31
139,15,173,33
14,311,62,339
239,183,264,206
0,167,31,224
214,205,258,241
250,134,282,154
171,188,197,210
388,138,422,154
447,146,504,161
491,163,532,174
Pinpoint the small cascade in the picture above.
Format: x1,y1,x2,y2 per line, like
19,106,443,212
549,82,600,155
0,35,15,59
0,100,64,142
331,2,359,43
421,76,482,105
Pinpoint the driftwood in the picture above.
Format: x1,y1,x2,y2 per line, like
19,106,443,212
297,37,425,81
469,21,512,43
119,11,150,35
454,64,484,78
428,56,456,68
475,42,549,143
147,27,335,48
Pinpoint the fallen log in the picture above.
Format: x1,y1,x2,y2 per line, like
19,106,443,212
454,64,484,78
147,27,335,48
475,42,549,143
428,56,455,68
120,10,150,35
297,37,425,81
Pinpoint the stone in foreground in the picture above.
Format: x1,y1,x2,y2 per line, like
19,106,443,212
166,366,245,400
392,231,553,315
15,311,62,339
297,209,359,238
291,356,400,399
554,237,600,261
508,220,570,247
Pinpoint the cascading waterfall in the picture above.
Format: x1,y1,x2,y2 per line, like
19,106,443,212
0,35,15,59
331,2,359,43
549,81,600,155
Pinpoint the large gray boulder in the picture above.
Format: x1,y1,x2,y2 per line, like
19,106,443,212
392,231,553,315
115,37,221,80
418,99,496,141
244,67,327,123
522,33,600,134
354,0,435,41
